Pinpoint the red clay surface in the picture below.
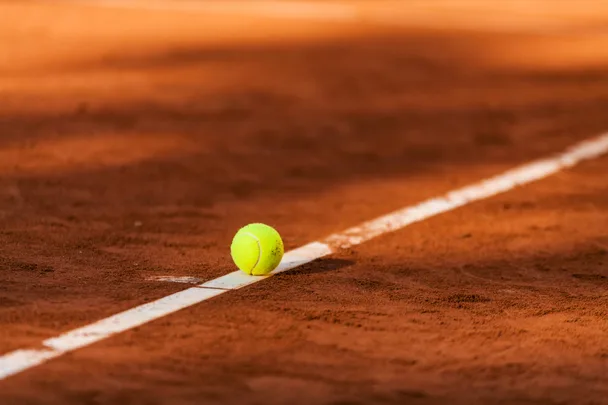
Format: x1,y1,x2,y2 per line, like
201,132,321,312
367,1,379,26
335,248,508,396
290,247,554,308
0,1,607,404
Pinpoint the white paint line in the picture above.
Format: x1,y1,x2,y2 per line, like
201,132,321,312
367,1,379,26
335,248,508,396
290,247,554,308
1,132,607,380
0,350,59,380
42,288,226,353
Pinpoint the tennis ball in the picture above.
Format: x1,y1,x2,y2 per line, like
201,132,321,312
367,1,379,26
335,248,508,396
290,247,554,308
230,223,284,276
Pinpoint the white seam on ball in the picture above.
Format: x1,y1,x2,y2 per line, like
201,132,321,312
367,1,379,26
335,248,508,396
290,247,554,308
241,231,262,275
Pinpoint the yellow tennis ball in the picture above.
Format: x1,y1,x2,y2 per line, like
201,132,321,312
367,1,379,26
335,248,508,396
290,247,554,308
230,223,284,276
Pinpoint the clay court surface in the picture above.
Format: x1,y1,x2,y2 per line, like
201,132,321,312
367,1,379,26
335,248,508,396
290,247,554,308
1,1,608,404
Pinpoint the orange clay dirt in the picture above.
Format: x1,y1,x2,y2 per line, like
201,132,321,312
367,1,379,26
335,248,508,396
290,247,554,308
0,1,607,404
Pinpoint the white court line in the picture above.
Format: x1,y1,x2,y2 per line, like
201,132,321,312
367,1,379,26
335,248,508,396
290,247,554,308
1,133,608,380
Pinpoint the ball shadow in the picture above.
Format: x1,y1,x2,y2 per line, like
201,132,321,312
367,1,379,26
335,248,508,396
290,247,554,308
277,258,354,277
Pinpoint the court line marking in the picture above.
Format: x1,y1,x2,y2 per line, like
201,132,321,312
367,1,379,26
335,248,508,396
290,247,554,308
1,133,608,380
